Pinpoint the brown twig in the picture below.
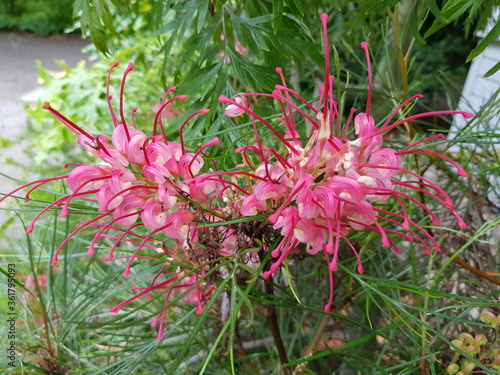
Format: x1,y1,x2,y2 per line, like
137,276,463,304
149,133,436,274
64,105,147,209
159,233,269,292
447,252,500,286
262,277,291,374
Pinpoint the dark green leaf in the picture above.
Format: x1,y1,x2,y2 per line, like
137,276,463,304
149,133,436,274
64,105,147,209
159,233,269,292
214,0,228,13
424,0,473,38
408,3,426,44
289,0,305,15
425,0,448,23
366,0,400,14
89,27,110,55
197,0,209,33
272,0,283,34
180,61,223,100
483,60,500,78
466,18,500,62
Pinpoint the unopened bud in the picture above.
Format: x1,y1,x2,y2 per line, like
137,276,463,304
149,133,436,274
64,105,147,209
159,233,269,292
465,345,480,356
474,334,487,347
479,311,498,328
494,351,500,366
458,333,474,345
451,339,464,350
224,93,250,117
460,359,475,374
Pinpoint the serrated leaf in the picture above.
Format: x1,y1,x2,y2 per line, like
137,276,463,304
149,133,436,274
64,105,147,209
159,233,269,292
466,18,500,62
272,0,283,34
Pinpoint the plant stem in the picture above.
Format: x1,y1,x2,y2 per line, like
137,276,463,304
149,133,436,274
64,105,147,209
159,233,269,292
265,282,289,372
263,275,290,373
448,252,500,286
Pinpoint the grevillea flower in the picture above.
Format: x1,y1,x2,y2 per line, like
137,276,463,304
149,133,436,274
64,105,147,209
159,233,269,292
2,13,473,337
224,93,250,117
0,62,222,339
194,13,473,313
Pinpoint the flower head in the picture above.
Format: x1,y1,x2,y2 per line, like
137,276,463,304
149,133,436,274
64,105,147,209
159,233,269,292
206,13,472,312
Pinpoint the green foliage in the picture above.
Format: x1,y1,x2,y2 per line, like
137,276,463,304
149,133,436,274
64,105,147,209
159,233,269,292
0,0,74,35
3,1,500,374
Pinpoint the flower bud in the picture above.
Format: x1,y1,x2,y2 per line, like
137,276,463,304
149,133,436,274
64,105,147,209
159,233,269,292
460,359,475,374
474,334,487,347
465,345,480,356
458,333,474,345
451,339,464,350
479,311,498,328
494,351,500,366
446,363,460,374
224,93,250,117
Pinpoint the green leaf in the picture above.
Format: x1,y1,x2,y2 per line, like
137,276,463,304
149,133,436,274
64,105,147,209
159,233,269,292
408,3,426,44
425,0,448,23
152,0,171,28
466,17,500,62
366,0,400,14
272,0,283,34
228,49,277,91
152,19,178,36
214,0,228,13
197,0,209,33
230,12,273,53
483,60,500,78
180,60,223,100
424,0,473,38
289,0,305,15
89,27,110,55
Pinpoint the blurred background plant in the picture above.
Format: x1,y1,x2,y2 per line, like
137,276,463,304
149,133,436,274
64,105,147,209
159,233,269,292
1,0,499,374
0,0,74,35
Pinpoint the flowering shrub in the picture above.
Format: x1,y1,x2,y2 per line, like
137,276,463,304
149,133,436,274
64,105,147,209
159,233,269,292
1,13,473,343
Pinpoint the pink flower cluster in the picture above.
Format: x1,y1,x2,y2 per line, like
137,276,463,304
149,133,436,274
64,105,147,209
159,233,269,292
2,14,473,337
3,63,225,337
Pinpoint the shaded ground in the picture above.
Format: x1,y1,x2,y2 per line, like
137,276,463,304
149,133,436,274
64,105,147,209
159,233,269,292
0,32,89,243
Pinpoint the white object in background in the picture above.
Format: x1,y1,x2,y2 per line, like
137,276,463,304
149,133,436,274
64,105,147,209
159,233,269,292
450,8,500,149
